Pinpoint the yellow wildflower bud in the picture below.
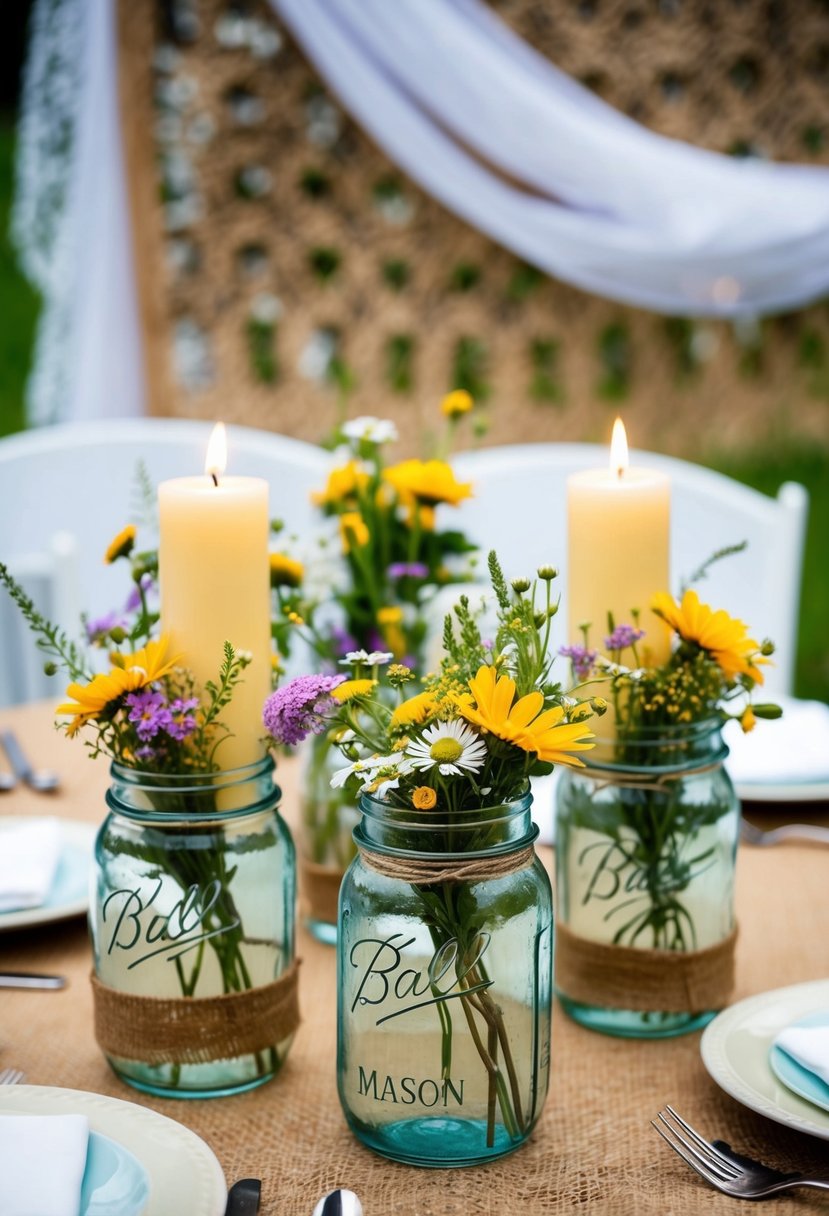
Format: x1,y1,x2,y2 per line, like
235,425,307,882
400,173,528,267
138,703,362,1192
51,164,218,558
740,706,757,733
104,525,136,565
339,511,370,552
412,786,438,810
287,611,305,626
570,703,593,721
441,389,473,418
269,552,304,588
590,697,608,715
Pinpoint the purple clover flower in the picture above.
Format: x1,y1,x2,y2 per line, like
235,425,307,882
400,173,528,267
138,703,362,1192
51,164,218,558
85,611,127,644
262,674,346,746
387,561,429,580
604,625,646,652
125,690,171,741
559,644,598,681
167,697,200,741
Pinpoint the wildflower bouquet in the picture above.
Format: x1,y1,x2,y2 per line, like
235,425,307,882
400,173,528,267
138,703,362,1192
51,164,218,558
269,398,479,895
555,575,780,1035
0,542,275,1043
264,554,598,1153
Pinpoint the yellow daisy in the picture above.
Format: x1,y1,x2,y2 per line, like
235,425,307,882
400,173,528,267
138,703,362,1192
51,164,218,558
384,460,473,508
269,552,304,588
441,390,473,418
390,690,437,729
457,665,595,766
339,511,370,552
651,589,768,684
332,678,377,702
312,462,368,506
57,636,180,727
104,525,136,565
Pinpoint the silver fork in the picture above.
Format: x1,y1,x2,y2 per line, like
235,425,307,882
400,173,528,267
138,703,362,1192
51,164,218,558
652,1106,829,1198
740,818,829,847
0,1068,25,1085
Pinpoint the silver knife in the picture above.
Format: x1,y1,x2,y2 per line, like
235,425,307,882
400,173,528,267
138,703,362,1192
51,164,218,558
225,1179,261,1215
0,973,66,990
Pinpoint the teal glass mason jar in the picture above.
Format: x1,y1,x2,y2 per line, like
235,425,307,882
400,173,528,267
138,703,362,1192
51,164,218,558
555,720,739,1039
91,757,297,1098
337,790,553,1168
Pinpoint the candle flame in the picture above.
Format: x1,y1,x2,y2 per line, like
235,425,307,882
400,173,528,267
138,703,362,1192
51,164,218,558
610,417,628,478
205,422,227,482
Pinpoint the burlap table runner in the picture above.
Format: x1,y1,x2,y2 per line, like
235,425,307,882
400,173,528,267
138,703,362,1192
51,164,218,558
2,702,828,1216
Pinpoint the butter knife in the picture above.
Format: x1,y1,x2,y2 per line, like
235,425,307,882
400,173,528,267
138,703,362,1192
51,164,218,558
225,1178,261,1215
0,972,66,990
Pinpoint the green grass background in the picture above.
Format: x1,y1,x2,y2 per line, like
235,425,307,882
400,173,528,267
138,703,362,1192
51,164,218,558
1,118,826,702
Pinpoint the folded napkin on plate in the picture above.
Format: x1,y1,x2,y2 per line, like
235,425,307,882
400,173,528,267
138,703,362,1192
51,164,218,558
724,696,829,786
0,1114,89,1216
0,819,62,913
775,1023,829,1087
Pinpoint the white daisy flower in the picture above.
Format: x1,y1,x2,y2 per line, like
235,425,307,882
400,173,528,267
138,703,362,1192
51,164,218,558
339,650,394,667
330,753,414,789
406,720,488,777
342,416,398,445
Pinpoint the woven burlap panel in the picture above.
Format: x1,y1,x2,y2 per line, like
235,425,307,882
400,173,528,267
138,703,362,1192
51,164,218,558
556,923,738,1013
91,961,300,1065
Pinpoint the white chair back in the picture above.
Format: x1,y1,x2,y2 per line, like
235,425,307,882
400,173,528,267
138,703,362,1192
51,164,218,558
0,419,332,706
452,444,808,696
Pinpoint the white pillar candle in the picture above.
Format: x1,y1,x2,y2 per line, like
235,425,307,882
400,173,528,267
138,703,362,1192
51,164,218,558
567,420,671,667
158,424,271,769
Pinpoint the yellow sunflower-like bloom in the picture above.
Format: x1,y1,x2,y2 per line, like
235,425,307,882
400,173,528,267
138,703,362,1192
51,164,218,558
390,690,437,729
412,786,437,810
313,462,369,506
269,552,304,588
457,665,595,766
651,589,768,684
441,389,473,418
339,511,370,552
57,636,181,729
104,525,136,565
384,460,473,508
332,678,377,702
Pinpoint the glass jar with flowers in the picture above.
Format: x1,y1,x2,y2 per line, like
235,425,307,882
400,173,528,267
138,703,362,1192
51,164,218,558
270,396,478,943
556,587,780,1039
0,541,297,1098
264,554,598,1166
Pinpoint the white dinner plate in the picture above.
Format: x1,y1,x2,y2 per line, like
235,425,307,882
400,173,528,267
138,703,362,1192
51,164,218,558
0,819,97,932
0,1087,226,1216
701,979,829,1142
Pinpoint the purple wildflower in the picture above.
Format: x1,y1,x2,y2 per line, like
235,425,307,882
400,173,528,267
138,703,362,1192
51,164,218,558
85,611,126,644
125,689,171,741
330,626,359,658
387,561,429,580
135,745,157,763
167,696,200,740
604,625,646,652
262,674,346,746
559,644,598,681
125,574,155,615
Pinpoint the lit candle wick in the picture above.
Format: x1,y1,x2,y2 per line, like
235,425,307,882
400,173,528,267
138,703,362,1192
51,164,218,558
205,422,228,490
211,472,219,488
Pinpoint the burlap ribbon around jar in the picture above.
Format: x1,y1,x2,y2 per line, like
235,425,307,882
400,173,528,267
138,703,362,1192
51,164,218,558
555,922,738,1014
91,959,301,1066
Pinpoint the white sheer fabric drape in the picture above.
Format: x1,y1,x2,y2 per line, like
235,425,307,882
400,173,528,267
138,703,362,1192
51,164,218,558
13,0,144,426
272,0,829,317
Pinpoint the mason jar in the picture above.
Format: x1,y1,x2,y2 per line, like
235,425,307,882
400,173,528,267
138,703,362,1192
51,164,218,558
300,730,359,945
91,757,297,1098
555,720,739,1039
338,790,553,1168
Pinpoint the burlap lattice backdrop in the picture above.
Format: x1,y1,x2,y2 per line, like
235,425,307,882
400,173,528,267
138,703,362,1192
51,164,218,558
118,0,829,456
